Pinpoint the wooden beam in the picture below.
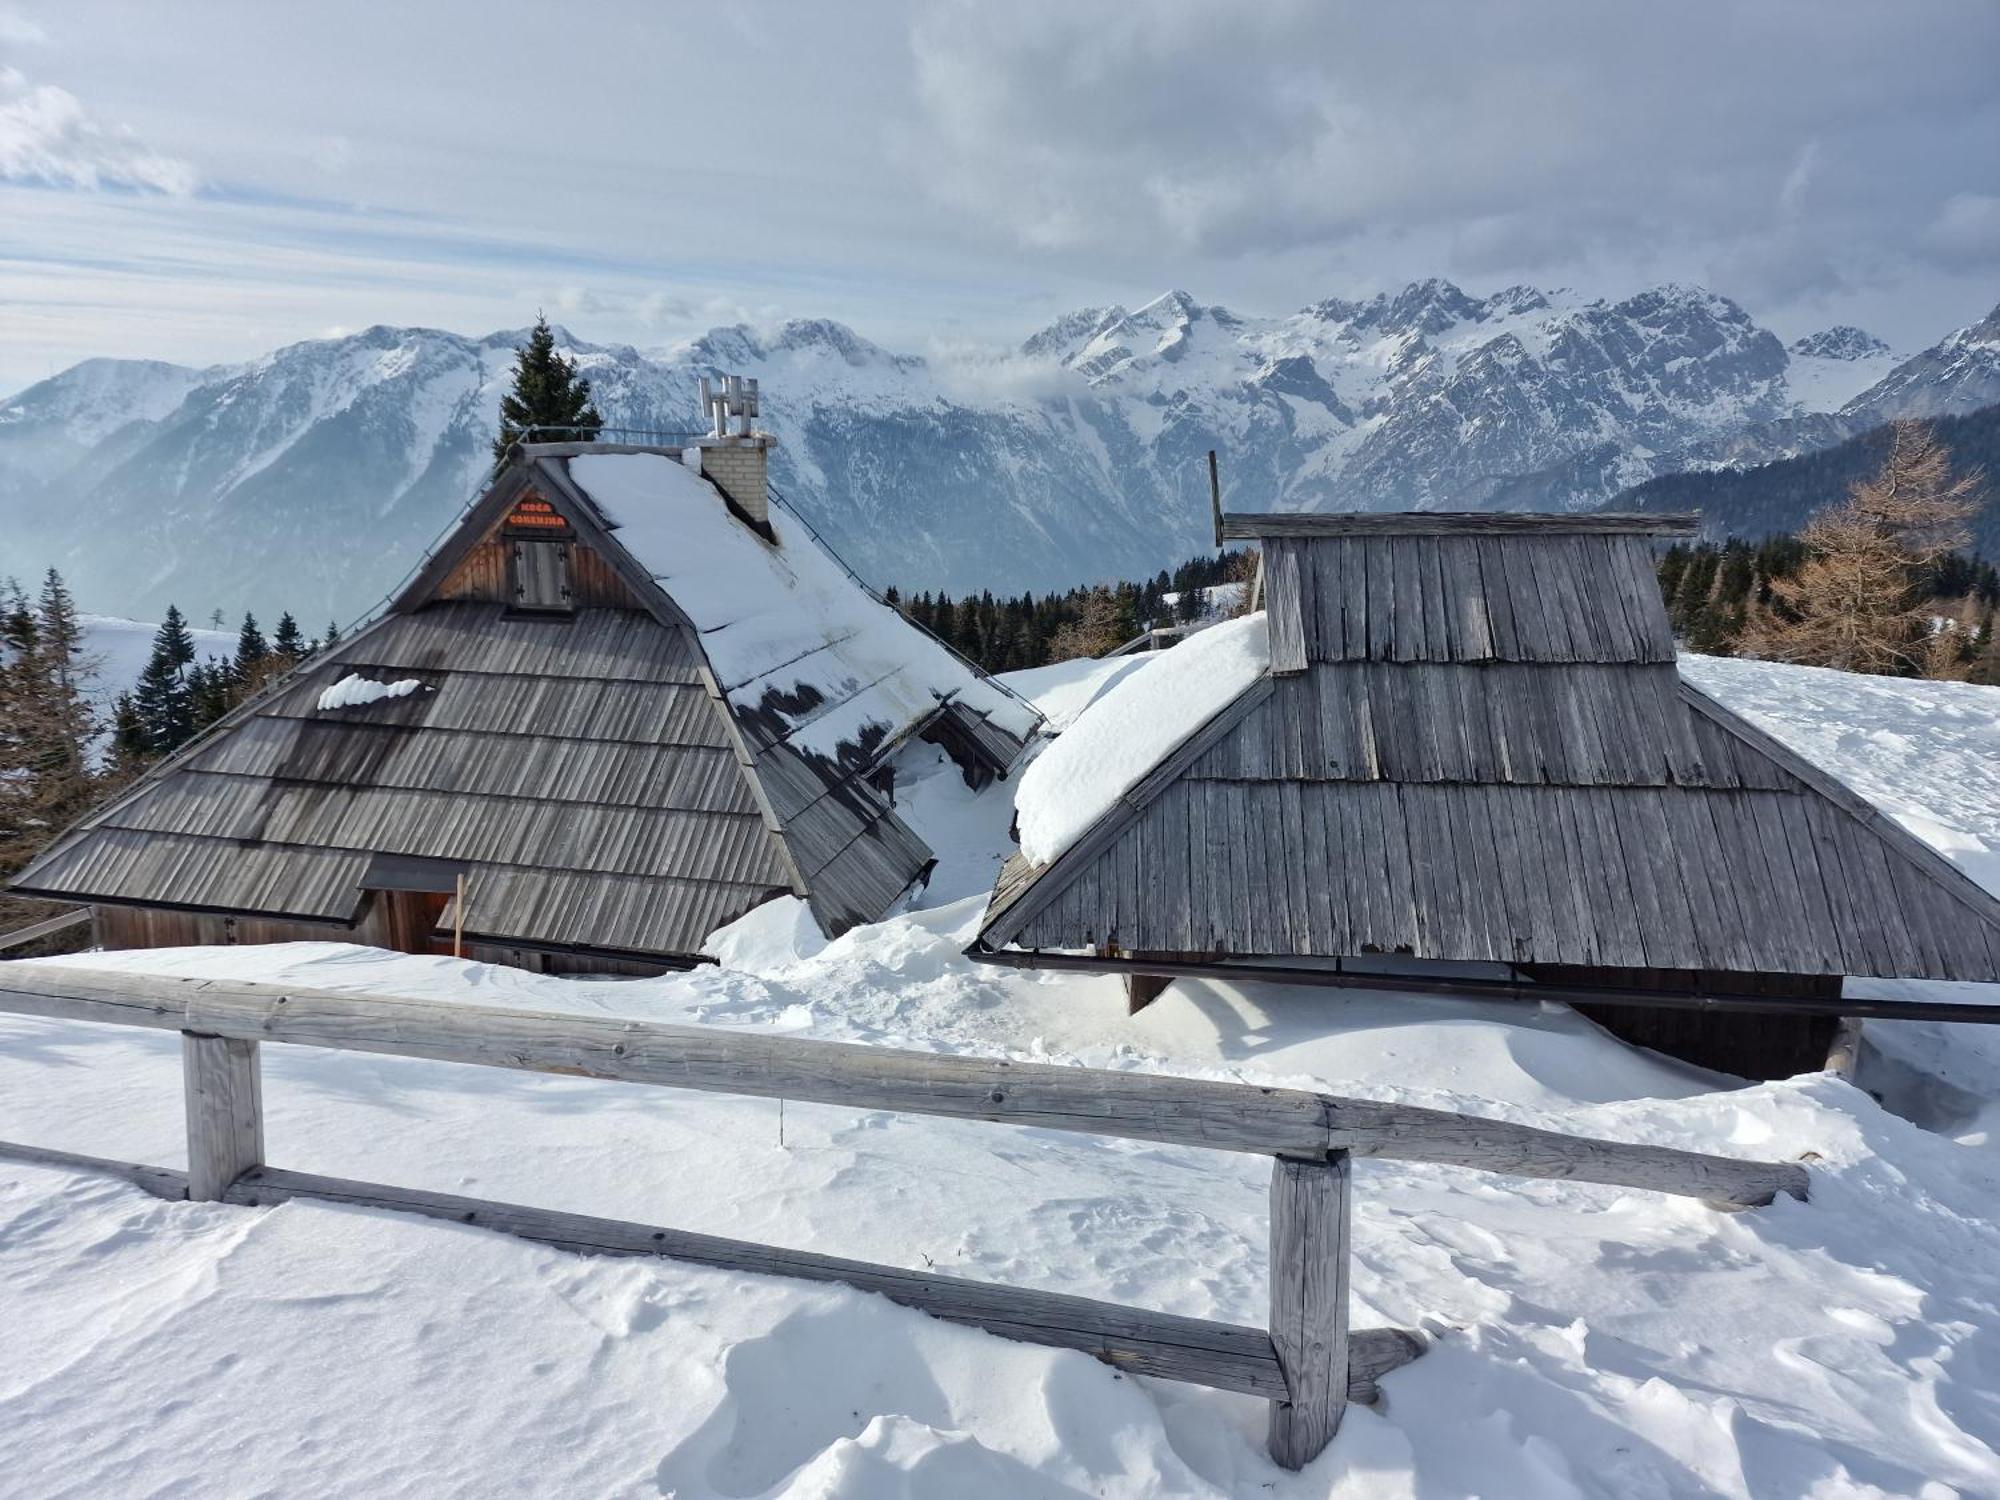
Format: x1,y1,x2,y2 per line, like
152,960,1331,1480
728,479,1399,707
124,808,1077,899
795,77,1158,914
1126,972,1172,1015
1219,511,1699,539
221,1165,1426,1402
0,965,1809,1204
1268,1153,1352,1468
1825,1016,1865,1080
182,1033,263,1200
0,1138,1426,1404
0,966,1335,1158
0,1139,187,1200
0,908,91,953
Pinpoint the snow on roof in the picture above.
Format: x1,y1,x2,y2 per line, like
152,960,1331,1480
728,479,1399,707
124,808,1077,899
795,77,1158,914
1013,614,1270,866
316,673,425,712
1681,652,2000,898
567,452,1037,763
997,653,1154,732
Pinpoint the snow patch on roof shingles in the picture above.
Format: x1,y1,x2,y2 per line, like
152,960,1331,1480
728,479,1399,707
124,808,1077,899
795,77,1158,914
1013,614,1270,866
566,452,1035,766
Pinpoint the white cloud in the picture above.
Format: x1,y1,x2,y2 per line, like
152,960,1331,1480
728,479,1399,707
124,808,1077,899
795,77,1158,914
903,0,2000,307
1924,193,2000,268
0,10,47,47
0,64,198,194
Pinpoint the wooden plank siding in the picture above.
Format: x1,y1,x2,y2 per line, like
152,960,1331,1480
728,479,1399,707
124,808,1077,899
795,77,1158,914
437,537,648,610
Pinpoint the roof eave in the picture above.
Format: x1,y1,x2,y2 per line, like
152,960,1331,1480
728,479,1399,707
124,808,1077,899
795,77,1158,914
1219,511,1700,540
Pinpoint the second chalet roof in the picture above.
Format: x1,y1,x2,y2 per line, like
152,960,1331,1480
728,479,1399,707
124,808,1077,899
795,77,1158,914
979,510,2000,983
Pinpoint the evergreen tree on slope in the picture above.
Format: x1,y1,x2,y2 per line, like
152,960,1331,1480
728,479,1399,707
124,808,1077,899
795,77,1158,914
492,315,603,472
134,606,198,755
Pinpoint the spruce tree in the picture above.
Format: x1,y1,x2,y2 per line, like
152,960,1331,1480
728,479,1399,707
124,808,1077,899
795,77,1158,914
187,659,234,733
134,606,198,754
0,577,32,653
108,693,152,782
0,569,103,917
272,612,306,662
31,569,95,790
233,612,268,680
492,314,604,471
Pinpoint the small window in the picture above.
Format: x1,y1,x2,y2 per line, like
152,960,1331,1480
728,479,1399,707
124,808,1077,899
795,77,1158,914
510,540,572,613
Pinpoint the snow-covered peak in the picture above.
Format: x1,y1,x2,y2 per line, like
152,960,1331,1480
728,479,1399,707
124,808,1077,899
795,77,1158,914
1020,306,1125,362
1056,290,1260,385
1128,288,1203,325
764,318,900,367
13,287,2000,629
1349,276,1488,336
0,357,218,445
1786,325,1902,413
1842,302,2000,421
1789,326,1891,361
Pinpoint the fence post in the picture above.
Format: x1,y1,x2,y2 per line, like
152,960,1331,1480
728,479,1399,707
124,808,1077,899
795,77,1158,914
1267,1151,1351,1469
182,1032,263,1200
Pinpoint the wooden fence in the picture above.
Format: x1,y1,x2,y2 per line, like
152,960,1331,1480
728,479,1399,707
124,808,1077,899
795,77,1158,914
0,965,1809,1470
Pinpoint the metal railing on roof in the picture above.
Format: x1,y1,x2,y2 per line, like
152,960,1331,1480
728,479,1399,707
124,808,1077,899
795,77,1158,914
510,425,710,446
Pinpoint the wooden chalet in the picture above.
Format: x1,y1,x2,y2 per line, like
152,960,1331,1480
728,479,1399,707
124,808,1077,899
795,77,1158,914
16,416,1038,974
972,511,2000,1075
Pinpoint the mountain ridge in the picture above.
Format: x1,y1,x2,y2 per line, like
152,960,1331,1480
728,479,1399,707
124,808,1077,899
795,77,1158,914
1616,399,2000,556
4,281,1997,623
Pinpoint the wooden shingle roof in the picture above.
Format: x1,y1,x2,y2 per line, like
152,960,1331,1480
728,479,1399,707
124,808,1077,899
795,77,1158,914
19,447,1035,961
979,514,2000,982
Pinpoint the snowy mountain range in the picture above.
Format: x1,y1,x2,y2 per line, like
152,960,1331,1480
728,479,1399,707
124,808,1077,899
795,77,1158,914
4,281,1997,624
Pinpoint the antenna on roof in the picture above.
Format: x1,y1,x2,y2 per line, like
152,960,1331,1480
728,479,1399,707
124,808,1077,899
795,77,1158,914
699,374,761,439
1208,449,1223,549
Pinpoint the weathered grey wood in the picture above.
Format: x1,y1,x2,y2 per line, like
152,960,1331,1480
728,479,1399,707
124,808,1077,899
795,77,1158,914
0,1135,1427,1404
980,676,1275,947
221,1163,1419,1401
1264,540,1310,674
1220,511,1699,539
0,908,92,953
0,965,1810,1203
0,965,1335,1158
1682,682,2000,941
0,1138,188,1199
182,1032,263,1200
1268,1153,1351,1468
1125,972,1171,1015
1824,1016,1865,1080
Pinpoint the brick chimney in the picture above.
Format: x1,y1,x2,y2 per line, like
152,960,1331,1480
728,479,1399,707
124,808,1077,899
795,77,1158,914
695,374,774,527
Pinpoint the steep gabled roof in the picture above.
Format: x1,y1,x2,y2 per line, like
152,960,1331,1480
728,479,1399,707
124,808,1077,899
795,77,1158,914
979,513,2000,982
546,450,1037,776
19,445,1036,959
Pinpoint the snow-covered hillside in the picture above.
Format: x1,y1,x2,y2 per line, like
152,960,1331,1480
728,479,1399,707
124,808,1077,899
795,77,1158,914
78,613,234,710
4,659,2000,1495
6,286,1996,625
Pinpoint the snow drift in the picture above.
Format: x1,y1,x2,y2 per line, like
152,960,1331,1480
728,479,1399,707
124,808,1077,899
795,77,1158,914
4,659,2000,1495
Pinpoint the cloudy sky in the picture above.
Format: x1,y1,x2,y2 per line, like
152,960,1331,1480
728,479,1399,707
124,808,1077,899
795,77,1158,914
2,0,1996,392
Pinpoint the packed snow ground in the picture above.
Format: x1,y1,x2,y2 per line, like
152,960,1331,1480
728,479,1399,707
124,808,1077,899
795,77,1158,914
5,661,2000,1497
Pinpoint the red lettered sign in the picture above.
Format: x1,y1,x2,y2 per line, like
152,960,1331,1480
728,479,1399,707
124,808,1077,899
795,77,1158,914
507,495,569,531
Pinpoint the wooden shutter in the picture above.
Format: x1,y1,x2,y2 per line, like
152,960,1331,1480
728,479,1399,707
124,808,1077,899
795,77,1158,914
510,541,572,613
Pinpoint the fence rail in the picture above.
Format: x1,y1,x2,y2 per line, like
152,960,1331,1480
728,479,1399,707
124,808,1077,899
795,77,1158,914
0,965,1808,1469
0,908,90,954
